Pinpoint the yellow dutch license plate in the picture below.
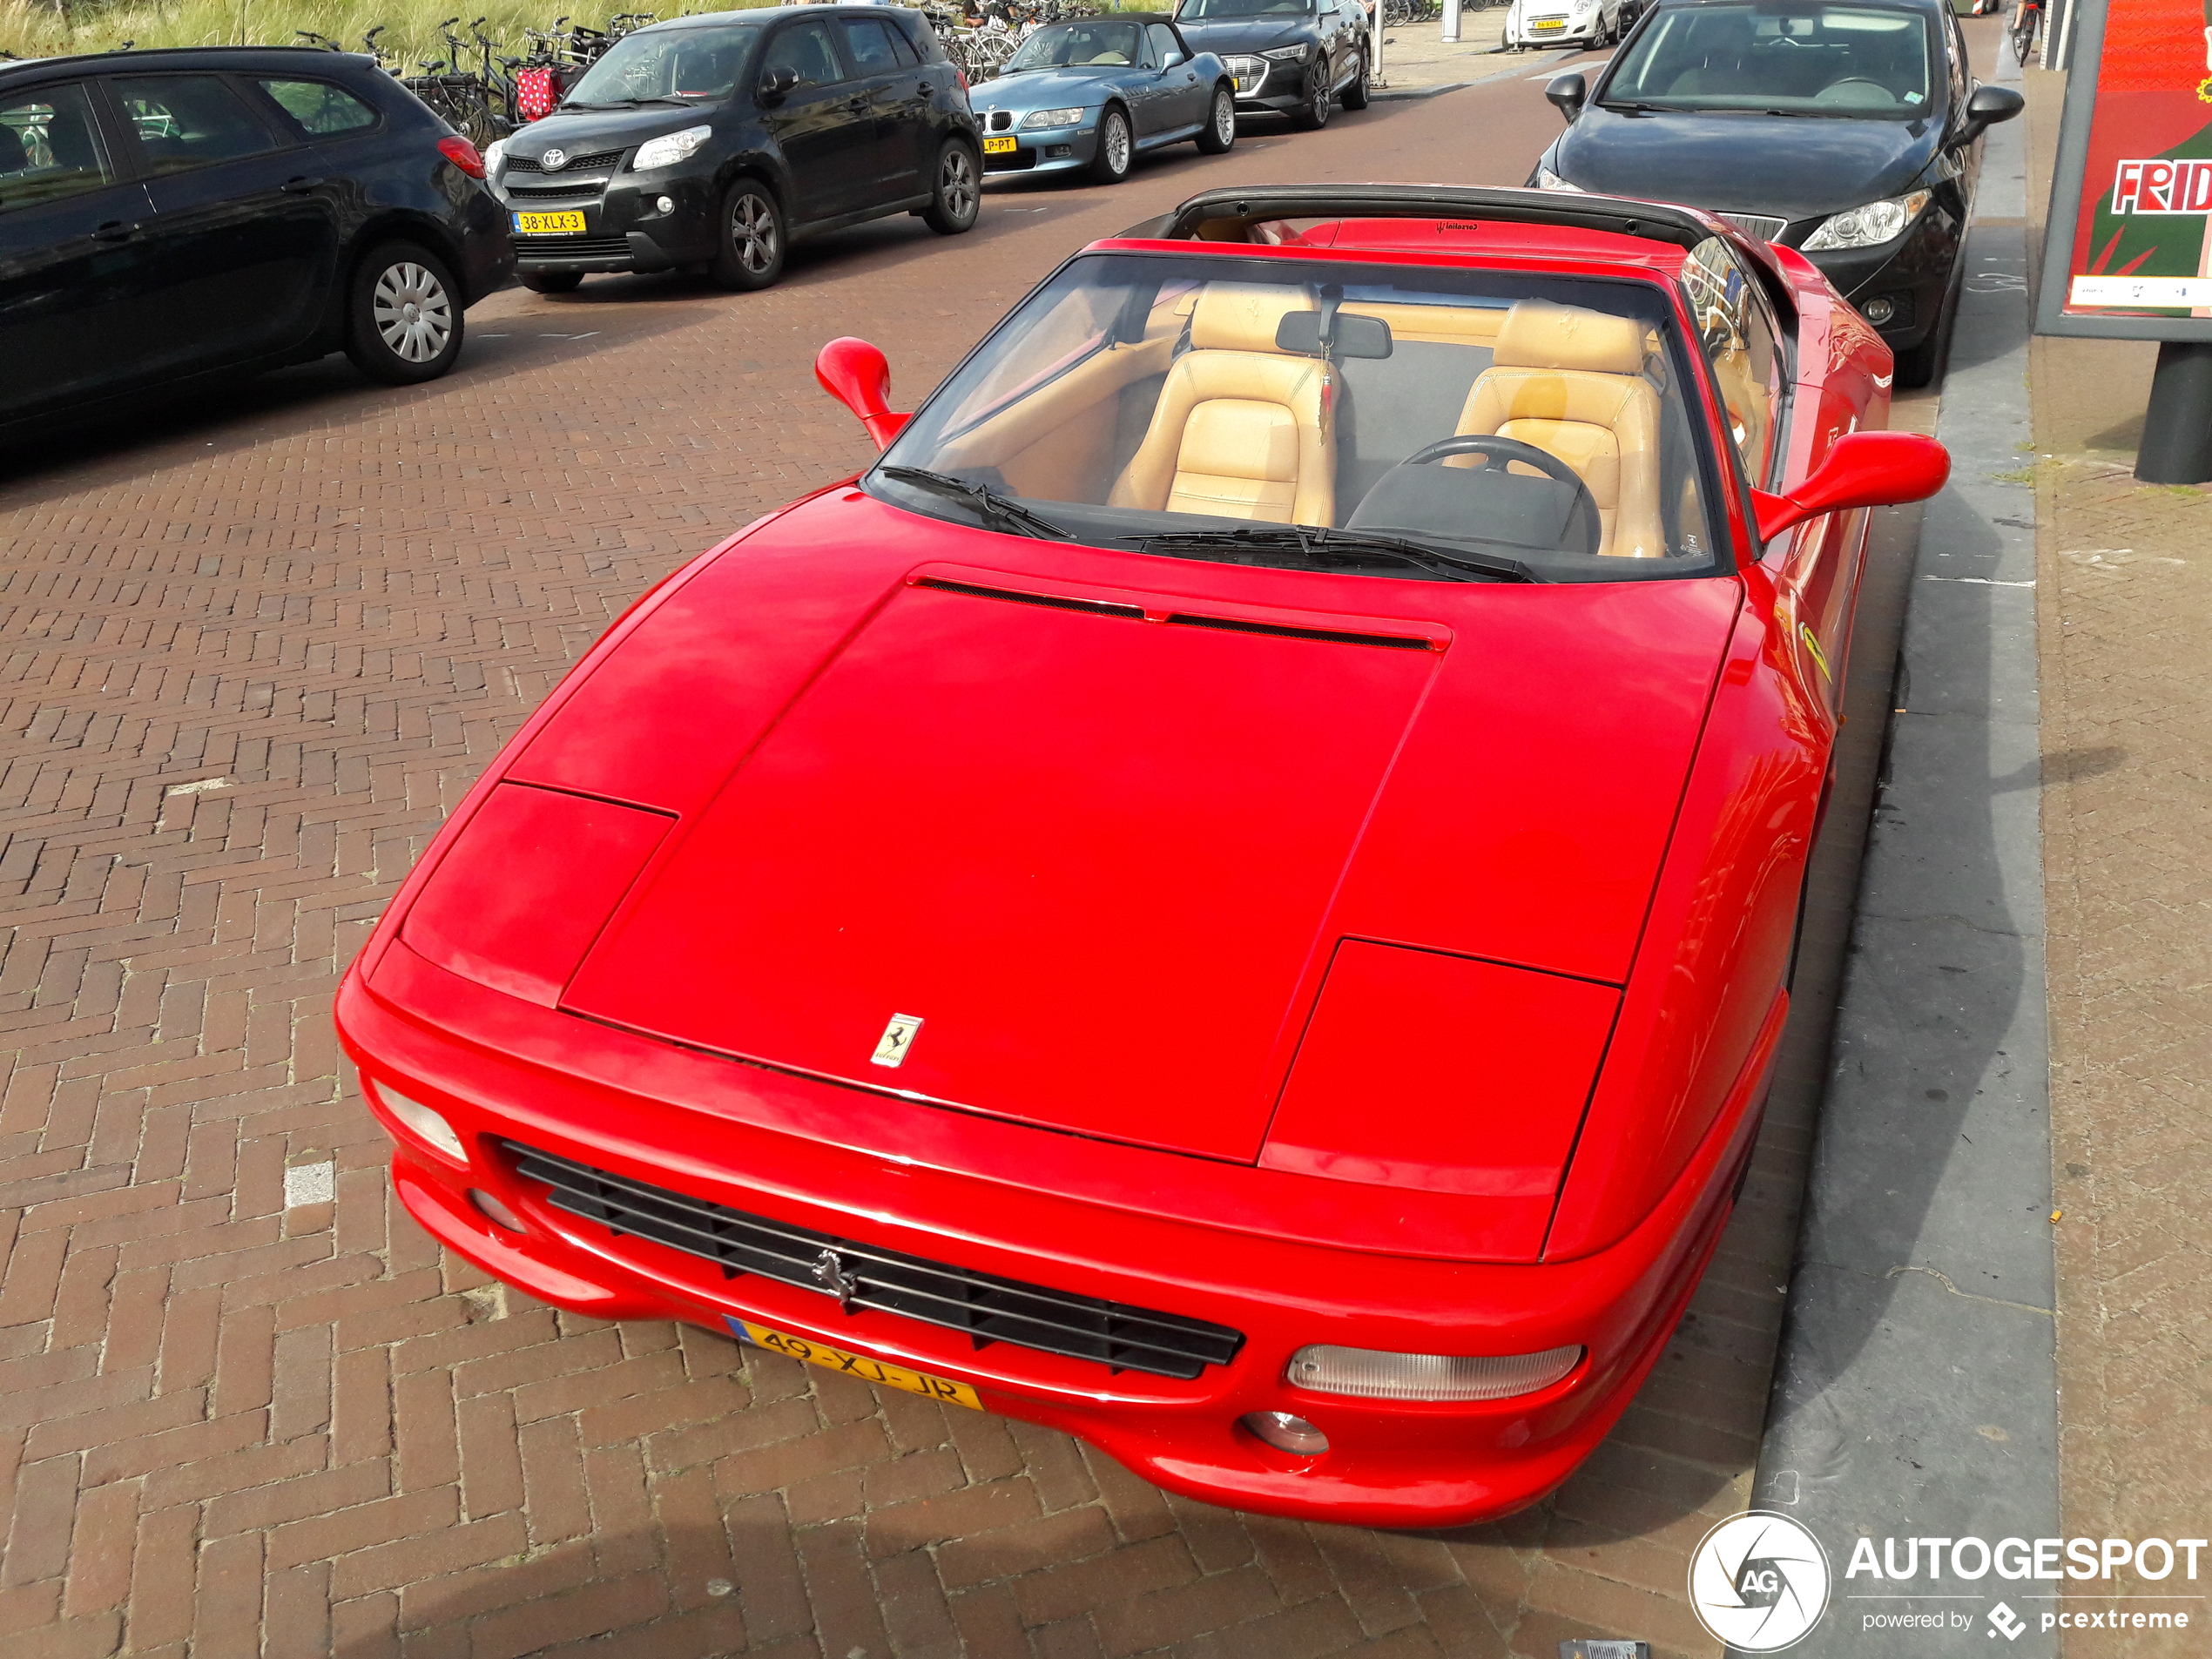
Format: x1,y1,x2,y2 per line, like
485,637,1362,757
1532,17,1566,29
728,1318,983,1409
981,135,1017,155
512,210,587,234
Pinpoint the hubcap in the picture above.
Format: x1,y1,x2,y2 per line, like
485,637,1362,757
732,193,778,273
941,149,976,220
371,261,451,363
1215,91,1233,141
1106,115,1129,172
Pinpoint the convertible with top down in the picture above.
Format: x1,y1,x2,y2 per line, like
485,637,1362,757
335,185,1948,1525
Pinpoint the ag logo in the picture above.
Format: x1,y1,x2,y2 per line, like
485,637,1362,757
1687,1511,1831,1652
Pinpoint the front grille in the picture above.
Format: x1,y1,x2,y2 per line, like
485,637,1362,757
1720,212,1789,244
986,109,1013,132
507,147,624,173
506,1142,1246,1380
514,234,631,260
505,183,602,201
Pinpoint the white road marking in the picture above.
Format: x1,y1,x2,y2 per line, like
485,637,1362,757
164,777,229,797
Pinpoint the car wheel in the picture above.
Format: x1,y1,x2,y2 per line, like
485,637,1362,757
1292,71,1332,130
1196,83,1237,153
710,179,785,292
1894,260,1965,389
1341,51,1371,111
923,139,981,233
1089,107,1133,185
344,242,463,386
517,269,583,294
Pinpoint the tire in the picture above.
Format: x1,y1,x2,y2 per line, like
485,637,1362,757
1341,51,1371,111
1291,70,1331,130
922,139,981,233
1894,259,1964,390
709,179,785,291
1089,106,1133,184
517,268,583,293
1195,83,1237,153
344,242,463,385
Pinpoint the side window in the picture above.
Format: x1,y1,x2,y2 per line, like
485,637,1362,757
258,78,379,138
113,75,280,174
841,19,904,75
764,23,847,90
0,83,115,213
1149,24,1183,64
1681,235,1784,485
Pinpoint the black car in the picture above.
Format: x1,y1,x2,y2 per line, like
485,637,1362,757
1529,0,2021,385
0,46,512,435
490,6,981,293
1170,0,1372,130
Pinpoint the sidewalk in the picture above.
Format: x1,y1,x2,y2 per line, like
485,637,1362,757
1370,10,1592,95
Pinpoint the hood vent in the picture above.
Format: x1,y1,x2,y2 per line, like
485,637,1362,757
913,576,1436,651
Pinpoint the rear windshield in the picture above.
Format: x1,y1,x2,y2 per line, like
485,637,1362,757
1604,3,1935,118
869,252,1727,584
563,24,757,105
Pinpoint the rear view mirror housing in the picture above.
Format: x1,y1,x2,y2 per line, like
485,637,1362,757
1275,310,1394,359
814,337,913,450
1751,430,1950,543
1960,83,2023,142
1546,72,1587,121
759,65,800,103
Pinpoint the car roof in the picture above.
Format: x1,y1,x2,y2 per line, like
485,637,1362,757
634,5,928,30
1652,0,1948,12
0,44,381,81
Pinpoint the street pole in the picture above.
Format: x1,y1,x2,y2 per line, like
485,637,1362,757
1443,0,1460,45
2134,341,2212,484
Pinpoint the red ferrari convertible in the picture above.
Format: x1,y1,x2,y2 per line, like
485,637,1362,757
336,185,1946,1527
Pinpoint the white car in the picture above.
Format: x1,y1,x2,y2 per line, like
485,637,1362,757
1503,0,1629,49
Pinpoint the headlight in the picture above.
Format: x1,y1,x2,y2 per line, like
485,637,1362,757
631,124,712,172
1021,106,1086,129
484,138,508,172
1801,189,1932,251
1287,1344,1585,1402
1261,44,1311,61
1537,165,1583,192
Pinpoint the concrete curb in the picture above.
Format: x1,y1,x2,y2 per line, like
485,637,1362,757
1749,47,2061,1658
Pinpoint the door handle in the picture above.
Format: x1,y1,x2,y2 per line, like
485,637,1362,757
281,175,327,193
94,219,137,242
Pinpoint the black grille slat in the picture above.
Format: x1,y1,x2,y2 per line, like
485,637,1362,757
506,1143,1244,1379
513,235,631,260
506,147,624,172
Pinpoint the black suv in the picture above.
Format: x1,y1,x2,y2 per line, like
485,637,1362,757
1170,0,1371,129
0,46,513,436
490,6,981,293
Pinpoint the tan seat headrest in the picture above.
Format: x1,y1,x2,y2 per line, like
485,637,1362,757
1492,300,1649,375
1189,284,1312,354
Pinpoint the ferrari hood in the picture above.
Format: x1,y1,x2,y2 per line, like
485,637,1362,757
500,498,1742,1164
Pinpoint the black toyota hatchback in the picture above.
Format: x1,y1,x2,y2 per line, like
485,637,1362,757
490,6,981,293
0,46,512,437
1530,0,2020,385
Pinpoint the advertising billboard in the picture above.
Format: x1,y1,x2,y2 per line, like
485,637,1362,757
2035,0,2212,337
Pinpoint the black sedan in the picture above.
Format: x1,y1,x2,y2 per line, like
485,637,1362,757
489,6,980,293
1529,0,2021,385
0,46,512,436
1171,0,1372,129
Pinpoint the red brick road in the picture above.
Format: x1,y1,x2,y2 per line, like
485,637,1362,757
1,68,1902,1658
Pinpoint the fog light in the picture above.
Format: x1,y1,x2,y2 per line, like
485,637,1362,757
1286,1343,1583,1402
1862,295,1897,326
1240,1411,1329,1455
468,1188,523,1231
374,1083,465,1163
656,194,673,214
1047,144,1072,159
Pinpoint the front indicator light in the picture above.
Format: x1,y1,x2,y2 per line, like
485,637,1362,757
1286,1343,1584,1402
1241,1412,1330,1455
1801,189,1932,251
1536,165,1582,192
469,1188,523,1231
375,1084,465,1163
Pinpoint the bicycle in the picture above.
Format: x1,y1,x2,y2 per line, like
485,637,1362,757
401,16,511,148
2008,0,2040,67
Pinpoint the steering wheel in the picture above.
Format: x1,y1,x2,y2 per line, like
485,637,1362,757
1365,435,1602,555
1817,77,1893,98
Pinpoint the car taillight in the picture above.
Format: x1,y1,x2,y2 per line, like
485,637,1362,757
438,134,487,179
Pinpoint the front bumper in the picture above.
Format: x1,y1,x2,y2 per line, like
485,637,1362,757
336,943,1778,1527
494,161,719,273
1507,17,1602,46
1796,202,1960,351
979,124,1098,177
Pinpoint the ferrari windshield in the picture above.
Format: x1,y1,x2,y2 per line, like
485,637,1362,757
1004,21,1148,70
1603,3,1935,118
870,252,1726,582
564,24,756,105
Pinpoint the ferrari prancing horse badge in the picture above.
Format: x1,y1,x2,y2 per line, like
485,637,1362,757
871,1014,923,1068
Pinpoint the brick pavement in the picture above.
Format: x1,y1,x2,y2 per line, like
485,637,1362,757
2,83,1934,1658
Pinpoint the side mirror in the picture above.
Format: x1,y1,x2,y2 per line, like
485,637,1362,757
1960,83,2023,141
1162,50,1185,69
759,65,799,102
1545,71,1586,121
1751,430,1949,543
815,337,913,451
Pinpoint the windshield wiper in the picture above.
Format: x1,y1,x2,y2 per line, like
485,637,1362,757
878,468,1073,541
1121,524,1535,583
1597,98,1667,113
559,99,636,110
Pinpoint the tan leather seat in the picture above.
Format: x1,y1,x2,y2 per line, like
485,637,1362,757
1451,300,1667,558
1109,285,1334,527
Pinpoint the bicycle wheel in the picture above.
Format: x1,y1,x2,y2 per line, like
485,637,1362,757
2009,3,2037,66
